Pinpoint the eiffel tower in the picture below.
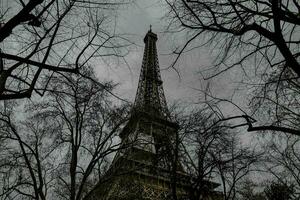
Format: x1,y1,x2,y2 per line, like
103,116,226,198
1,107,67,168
85,28,213,200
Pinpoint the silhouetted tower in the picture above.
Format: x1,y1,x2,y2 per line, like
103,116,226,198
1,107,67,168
133,28,170,120
86,29,191,200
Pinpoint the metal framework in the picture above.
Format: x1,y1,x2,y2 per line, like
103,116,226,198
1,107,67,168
86,29,198,200
133,29,171,120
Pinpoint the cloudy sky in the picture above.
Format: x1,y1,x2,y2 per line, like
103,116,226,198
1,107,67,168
91,0,249,122
94,0,217,107
0,0,247,119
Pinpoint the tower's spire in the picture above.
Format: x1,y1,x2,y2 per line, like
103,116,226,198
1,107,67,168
133,30,170,120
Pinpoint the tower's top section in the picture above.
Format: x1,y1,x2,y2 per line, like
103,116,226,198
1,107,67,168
133,28,171,120
143,25,157,43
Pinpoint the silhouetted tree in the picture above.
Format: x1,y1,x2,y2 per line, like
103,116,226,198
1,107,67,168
261,134,300,199
0,66,129,199
264,181,294,200
166,0,300,77
165,0,300,136
177,107,260,200
239,179,266,200
0,0,131,100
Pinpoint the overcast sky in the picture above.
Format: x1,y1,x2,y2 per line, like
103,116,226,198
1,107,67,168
94,0,217,107
91,0,258,147
0,0,241,113
0,0,247,119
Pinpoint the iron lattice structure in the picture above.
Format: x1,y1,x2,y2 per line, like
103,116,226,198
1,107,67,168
133,30,171,120
85,29,220,200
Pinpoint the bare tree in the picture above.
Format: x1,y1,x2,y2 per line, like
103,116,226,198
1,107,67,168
177,107,260,200
0,0,131,100
264,181,294,200
178,108,226,200
165,0,300,136
165,0,300,76
215,136,259,200
0,67,129,200
262,134,300,199
238,179,266,200
238,178,295,200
